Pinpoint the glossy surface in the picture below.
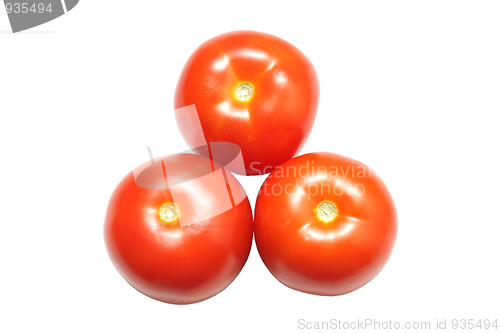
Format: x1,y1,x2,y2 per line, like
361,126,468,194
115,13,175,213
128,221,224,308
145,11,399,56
254,152,398,296
174,30,319,175
104,154,253,304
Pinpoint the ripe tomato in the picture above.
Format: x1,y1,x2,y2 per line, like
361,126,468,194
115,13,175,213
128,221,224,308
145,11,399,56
254,152,398,296
174,30,319,176
104,153,253,304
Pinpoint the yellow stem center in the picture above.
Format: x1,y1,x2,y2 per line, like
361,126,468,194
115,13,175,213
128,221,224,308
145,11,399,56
235,83,254,101
316,201,338,223
159,203,179,223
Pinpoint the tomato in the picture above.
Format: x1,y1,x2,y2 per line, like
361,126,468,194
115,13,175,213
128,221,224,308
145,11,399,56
174,30,319,176
254,152,398,296
104,153,253,304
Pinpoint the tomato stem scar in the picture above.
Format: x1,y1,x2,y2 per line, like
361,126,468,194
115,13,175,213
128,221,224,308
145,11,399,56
159,203,179,223
235,83,254,101
316,201,338,223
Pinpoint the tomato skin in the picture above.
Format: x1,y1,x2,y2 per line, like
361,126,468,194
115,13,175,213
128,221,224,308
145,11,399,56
254,152,398,296
104,154,253,304
174,30,319,175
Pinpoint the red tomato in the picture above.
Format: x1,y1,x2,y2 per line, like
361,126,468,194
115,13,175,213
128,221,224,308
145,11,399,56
254,152,398,296
174,30,319,176
104,154,253,304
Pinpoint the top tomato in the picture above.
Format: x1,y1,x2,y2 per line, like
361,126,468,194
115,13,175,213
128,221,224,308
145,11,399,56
174,30,319,175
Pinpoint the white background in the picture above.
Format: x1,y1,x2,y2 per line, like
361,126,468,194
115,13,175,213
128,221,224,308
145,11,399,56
1,1,499,332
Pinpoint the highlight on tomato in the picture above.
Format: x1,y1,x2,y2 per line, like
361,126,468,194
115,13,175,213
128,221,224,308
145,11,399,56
104,152,253,304
254,152,398,296
174,30,319,176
